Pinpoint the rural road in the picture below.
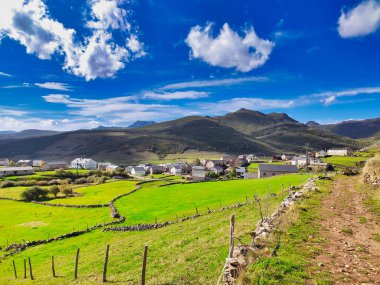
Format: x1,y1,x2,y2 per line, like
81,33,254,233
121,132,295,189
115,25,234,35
316,177,380,284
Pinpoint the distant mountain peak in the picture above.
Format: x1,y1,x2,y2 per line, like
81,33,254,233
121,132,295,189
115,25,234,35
128,121,157,128
306,121,321,127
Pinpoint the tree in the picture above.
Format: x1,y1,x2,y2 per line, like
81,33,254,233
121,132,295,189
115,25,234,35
193,158,201,166
21,186,49,201
228,168,237,178
49,185,60,198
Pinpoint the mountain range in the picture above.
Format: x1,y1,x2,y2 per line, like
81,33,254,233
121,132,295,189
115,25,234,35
0,109,375,163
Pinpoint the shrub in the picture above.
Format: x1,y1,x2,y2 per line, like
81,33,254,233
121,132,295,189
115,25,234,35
49,185,60,197
96,176,107,184
0,181,15,188
60,185,73,197
21,186,49,201
74,177,87,184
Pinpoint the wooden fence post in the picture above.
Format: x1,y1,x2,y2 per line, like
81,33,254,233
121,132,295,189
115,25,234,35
102,244,110,282
74,248,80,280
28,257,33,280
196,207,199,216
52,256,56,277
12,260,17,279
228,215,235,258
141,245,148,285
23,259,26,279
246,196,248,203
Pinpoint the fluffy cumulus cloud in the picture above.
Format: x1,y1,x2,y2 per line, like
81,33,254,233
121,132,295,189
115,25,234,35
0,0,145,80
338,0,380,38
185,23,274,72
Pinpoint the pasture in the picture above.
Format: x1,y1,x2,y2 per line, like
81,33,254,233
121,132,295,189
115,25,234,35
115,174,310,225
0,173,311,284
0,200,113,246
0,192,287,284
48,181,137,205
322,155,367,167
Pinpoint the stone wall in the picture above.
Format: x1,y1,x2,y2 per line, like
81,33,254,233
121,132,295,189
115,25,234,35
222,178,320,285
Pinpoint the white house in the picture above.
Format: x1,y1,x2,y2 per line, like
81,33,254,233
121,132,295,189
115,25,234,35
106,165,119,172
281,154,295,161
258,164,298,178
130,167,146,176
192,166,207,181
41,161,68,170
170,165,183,175
0,158,10,166
315,150,327,158
235,167,246,177
0,166,34,177
17,160,33,166
291,156,309,166
210,166,224,175
32,160,45,167
327,148,352,156
70,158,97,170
246,154,259,162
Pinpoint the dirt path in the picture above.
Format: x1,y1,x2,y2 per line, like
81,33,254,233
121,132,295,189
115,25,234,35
316,176,380,284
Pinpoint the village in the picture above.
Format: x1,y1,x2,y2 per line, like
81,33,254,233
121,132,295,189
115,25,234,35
0,147,354,180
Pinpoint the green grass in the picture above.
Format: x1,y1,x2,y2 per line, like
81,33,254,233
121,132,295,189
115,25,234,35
0,200,114,246
0,186,35,200
322,156,367,167
247,161,286,173
243,179,333,285
48,181,137,205
0,191,288,284
0,169,91,182
115,174,310,225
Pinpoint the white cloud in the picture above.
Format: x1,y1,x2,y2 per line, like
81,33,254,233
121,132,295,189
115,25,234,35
0,116,101,132
87,0,130,31
142,91,209,101
1,83,32,89
0,72,12,77
0,0,145,80
185,23,274,72
197,97,297,114
35,82,72,91
338,0,380,38
311,87,380,105
160,76,268,90
0,108,28,116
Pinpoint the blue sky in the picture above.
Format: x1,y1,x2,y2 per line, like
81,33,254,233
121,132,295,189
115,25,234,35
0,0,380,131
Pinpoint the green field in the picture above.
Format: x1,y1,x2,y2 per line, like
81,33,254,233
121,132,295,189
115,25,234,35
115,174,310,225
322,155,367,166
0,200,114,246
0,169,90,182
48,181,137,205
0,172,313,284
0,191,287,284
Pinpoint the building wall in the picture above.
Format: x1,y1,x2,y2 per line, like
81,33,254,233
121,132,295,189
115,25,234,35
327,149,349,156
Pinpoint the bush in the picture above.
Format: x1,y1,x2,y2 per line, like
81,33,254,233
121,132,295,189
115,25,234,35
21,186,49,201
49,185,60,197
60,185,73,197
96,176,107,184
74,177,87,184
0,181,15,188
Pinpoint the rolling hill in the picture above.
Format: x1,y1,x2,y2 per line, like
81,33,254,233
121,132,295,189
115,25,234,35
0,109,362,163
318,118,380,139
0,129,61,141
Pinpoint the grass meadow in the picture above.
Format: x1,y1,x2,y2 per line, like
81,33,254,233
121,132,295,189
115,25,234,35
115,174,310,225
0,173,311,284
